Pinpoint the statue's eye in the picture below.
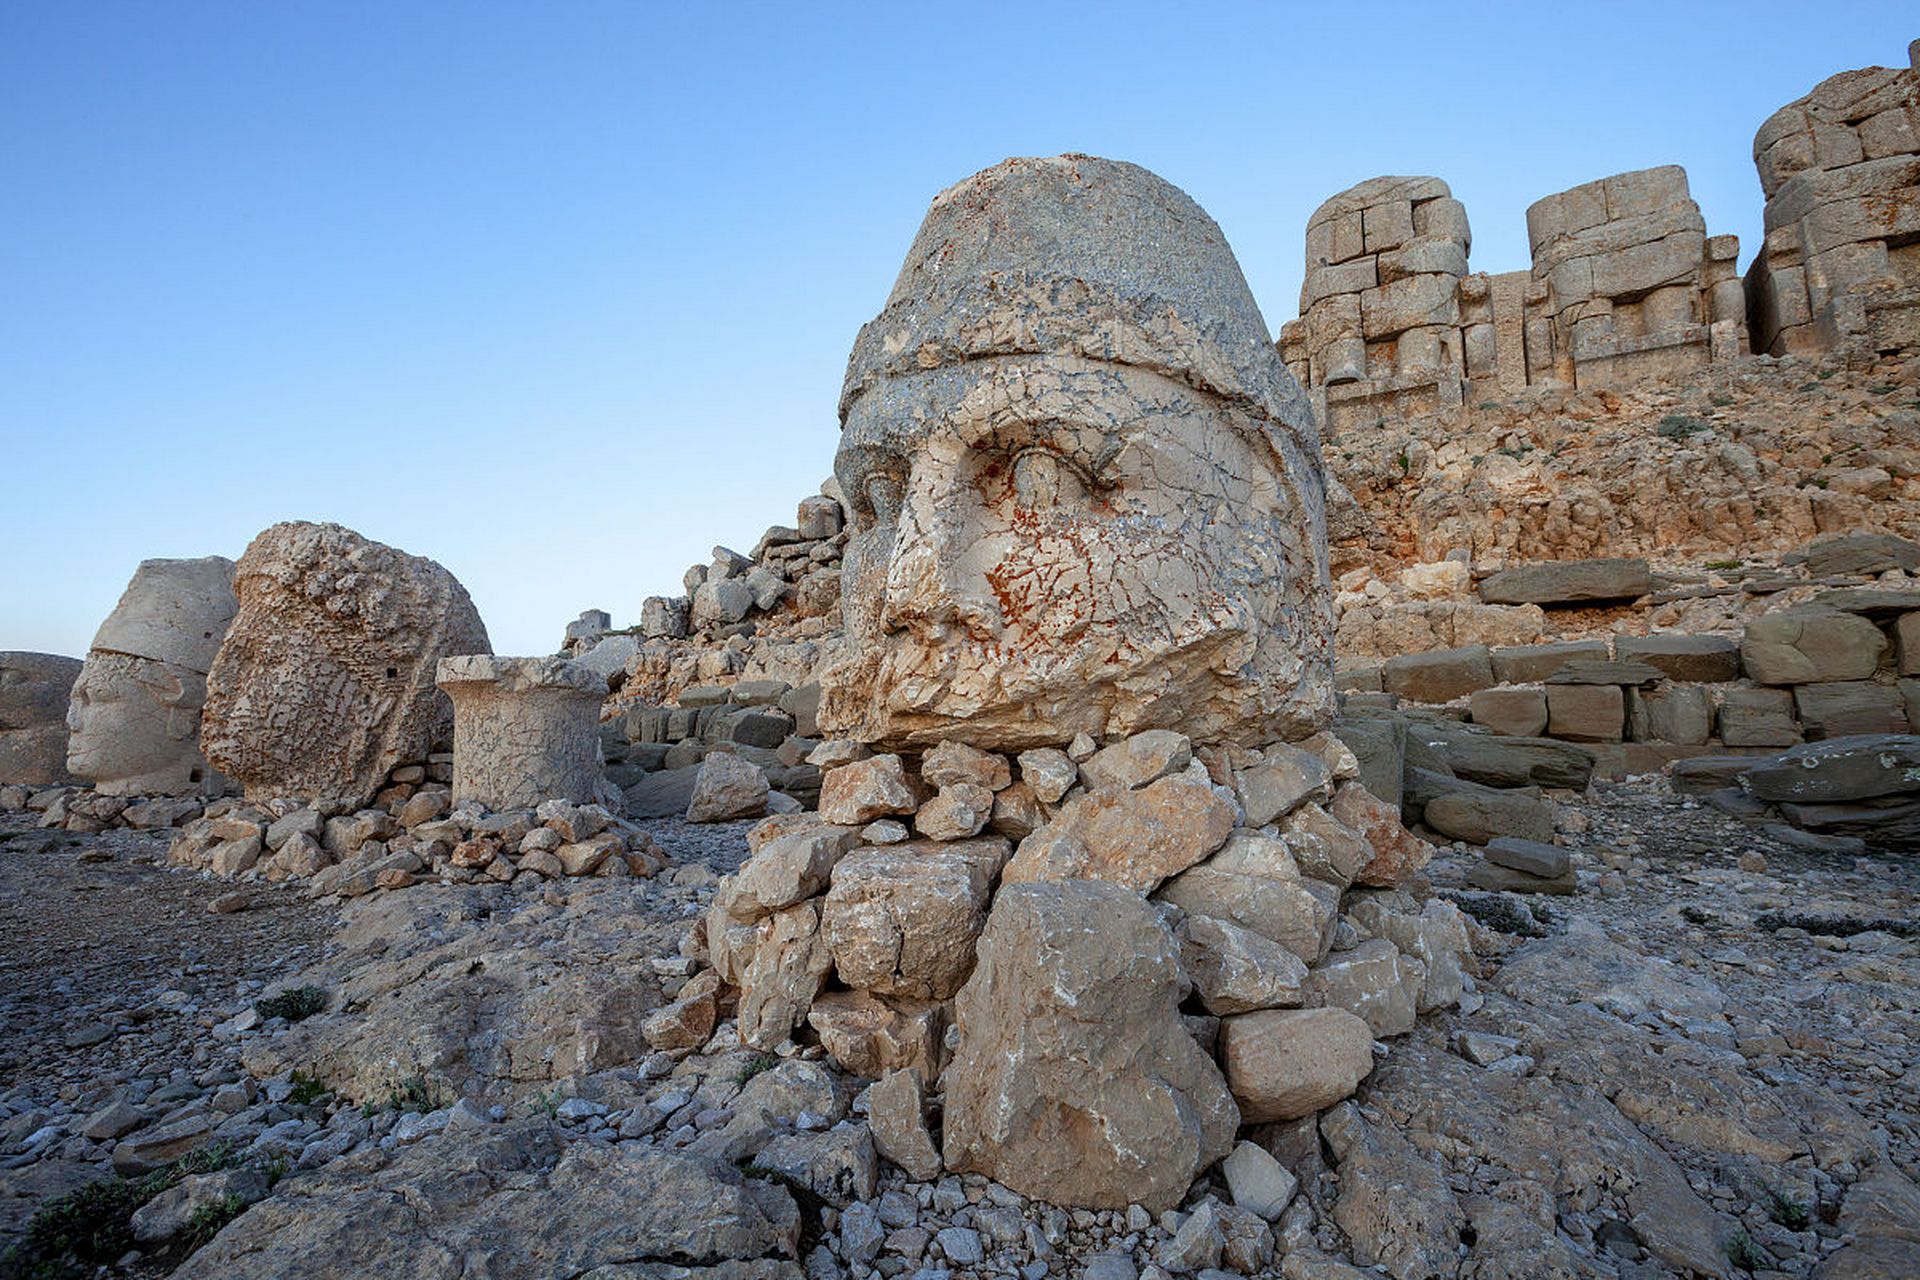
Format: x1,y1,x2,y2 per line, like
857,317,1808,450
864,473,904,523
1010,449,1090,512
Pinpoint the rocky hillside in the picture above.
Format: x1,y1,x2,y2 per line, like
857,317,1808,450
1323,347,1919,577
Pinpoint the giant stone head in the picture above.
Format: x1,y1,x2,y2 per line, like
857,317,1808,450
201,522,491,806
66,556,238,796
818,156,1334,752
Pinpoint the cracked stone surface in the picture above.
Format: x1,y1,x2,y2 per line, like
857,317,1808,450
437,655,608,810
201,522,491,808
817,155,1334,752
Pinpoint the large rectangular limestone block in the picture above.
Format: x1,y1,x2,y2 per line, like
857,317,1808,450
1626,684,1712,745
1587,231,1707,300
1360,273,1459,340
1381,646,1496,704
1479,559,1651,607
1603,165,1693,221
1414,197,1471,245
1717,687,1800,748
1362,200,1415,254
1546,684,1624,743
1377,236,1469,283
1792,681,1908,740
1527,181,1609,256
1301,258,1379,309
1741,608,1889,684
1613,634,1741,683
1468,687,1548,737
1490,641,1610,685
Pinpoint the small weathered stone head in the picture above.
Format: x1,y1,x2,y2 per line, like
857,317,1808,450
201,522,491,806
0,651,85,786
819,155,1333,751
67,556,238,796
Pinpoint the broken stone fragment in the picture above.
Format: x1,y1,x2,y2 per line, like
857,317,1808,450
1330,781,1434,883
867,1068,943,1182
806,990,946,1079
1003,766,1234,893
720,823,862,922
1218,1007,1375,1123
919,740,1012,791
1180,914,1308,1015
1233,742,1332,826
914,783,994,841
1077,730,1193,792
941,879,1239,1212
685,752,770,823
821,839,1006,1001
1155,861,1336,965
734,901,834,1051
817,754,915,825
1303,938,1423,1036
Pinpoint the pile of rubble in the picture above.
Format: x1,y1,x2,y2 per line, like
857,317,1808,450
164,785,665,893
642,727,1473,1213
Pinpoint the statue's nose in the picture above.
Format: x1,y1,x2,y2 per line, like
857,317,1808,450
880,471,1004,637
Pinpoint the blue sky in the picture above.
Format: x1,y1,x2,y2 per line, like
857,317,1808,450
3,3,1912,657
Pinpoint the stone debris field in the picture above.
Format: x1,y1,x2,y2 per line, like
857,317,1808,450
4,35,1920,1280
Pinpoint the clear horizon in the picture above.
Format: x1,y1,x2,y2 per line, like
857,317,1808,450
4,2,1913,658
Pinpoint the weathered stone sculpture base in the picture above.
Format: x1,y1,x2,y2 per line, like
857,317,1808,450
437,656,607,810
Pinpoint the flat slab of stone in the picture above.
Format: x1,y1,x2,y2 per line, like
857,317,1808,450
1804,532,1920,578
1793,682,1908,740
1382,646,1495,704
1422,785,1555,845
1484,837,1571,878
1741,608,1887,686
1544,659,1666,687
1814,588,1920,620
623,764,701,818
1490,641,1609,684
1613,635,1742,683
1415,724,1596,789
1465,862,1577,894
1669,755,1774,795
1740,735,1920,805
1467,687,1547,738
1479,559,1650,607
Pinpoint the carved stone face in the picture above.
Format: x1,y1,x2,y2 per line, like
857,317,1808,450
0,651,83,786
830,355,1316,748
66,654,208,796
819,157,1333,751
65,556,236,797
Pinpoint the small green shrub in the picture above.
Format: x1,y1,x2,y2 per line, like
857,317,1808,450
1725,1229,1765,1270
0,1140,240,1277
256,986,326,1022
1705,559,1741,571
736,1054,779,1085
1709,392,1734,407
184,1193,247,1247
1763,1186,1811,1230
287,1072,328,1106
1656,414,1708,439
385,1074,448,1114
